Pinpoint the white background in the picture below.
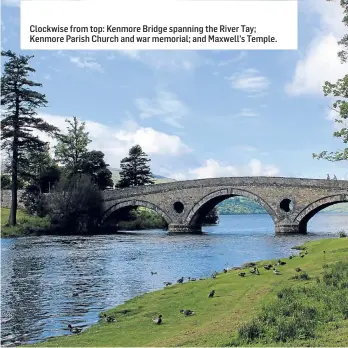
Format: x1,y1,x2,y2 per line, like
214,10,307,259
20,0,298,50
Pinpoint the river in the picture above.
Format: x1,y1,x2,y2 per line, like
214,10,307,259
1,213,347,346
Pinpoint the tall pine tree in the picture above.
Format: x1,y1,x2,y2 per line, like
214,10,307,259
117,145,155,188
1,50,59,225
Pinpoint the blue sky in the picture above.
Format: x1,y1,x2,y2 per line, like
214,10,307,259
1,0,348,180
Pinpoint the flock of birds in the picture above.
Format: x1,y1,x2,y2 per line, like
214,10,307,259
67,248,314,333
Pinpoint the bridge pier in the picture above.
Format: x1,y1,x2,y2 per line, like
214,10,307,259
275,222,307,234
168,224,202,233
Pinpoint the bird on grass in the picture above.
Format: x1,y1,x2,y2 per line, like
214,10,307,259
238,272,246,277
188,277,196,281
153,314,162,324
289,255,293,259
264,264,272,270
295,267,302,272
300,254,305,258
305,250,308,255
163,282,172,286
177,277,184,284
323,250,326,254
180,309,195,316
223,268,228,273
68,324,82,334
208,290,215,298
273,269,281,275
277,259,286,266
101,313,116,322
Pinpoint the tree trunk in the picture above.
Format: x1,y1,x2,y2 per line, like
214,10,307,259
9,138,18,226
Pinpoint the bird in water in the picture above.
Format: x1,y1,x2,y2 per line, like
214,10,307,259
208,290,215,298
153,314,162,324
295,267,302,272
180,309,195,316
273,269,281,275
151,271,157,275
177,277,184,284
238,272,246,277
163,282,172,286
68,324,82,334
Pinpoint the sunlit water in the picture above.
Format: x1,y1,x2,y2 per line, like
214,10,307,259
1,213,347,346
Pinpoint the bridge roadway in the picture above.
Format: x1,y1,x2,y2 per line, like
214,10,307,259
101,176,348,234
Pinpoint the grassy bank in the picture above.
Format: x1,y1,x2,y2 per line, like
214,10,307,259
31,237,348,347
1,208,50,237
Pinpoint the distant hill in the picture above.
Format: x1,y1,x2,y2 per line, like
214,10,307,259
109,168,176,185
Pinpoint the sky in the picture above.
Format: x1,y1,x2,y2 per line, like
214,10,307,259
1,0,348,181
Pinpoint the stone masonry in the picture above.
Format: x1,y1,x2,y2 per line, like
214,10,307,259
101,177,348,234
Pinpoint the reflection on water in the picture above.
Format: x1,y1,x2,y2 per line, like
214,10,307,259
1,213,347,346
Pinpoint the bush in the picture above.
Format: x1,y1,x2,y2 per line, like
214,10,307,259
20,184,48,217
233,261,348,345
338,230,347,238
47,174,103,233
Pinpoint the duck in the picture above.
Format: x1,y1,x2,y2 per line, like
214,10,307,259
323,250,326,254
289,255,293,259
180,309,195,316
295,267,302,272
163,282,172,286
106,316,116,323
208,290,215,298
188,277,196,281
223,268,228,273
277,259,286,266
255,268,260,275
273,269,281,275
151,271,157,275
68,324,82,334
249,267,256,274
238,272,246,277
300,254,305,258
177,277,184,284
263,264,272,270
153,314,162,324
305,250,308,255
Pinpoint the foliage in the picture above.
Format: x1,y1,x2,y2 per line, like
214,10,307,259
202,206,219,225
1,173,12,189
37,165,61,193
313,0,348,161
1,50,59,225
20,184,48,217
234,261,348,345
217,197,266,215
118,208,167,230
54,116,91,175
339,230,347,237
80,150,113,190
47,174,103,233
1,208,50,237
117,145,155,188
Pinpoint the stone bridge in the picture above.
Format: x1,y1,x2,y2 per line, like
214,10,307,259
101,177,348,234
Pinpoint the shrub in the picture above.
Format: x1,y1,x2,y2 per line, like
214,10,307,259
338,230,347,238
47,174,103,233
20,184,48,217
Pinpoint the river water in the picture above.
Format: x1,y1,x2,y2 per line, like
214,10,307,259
1,213,347,346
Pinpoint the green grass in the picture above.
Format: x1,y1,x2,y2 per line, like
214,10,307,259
1,208,50,237
30,237,348,347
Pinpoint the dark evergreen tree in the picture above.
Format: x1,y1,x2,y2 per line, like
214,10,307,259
80,150,114,190
1,50,59,225
117,145,155,188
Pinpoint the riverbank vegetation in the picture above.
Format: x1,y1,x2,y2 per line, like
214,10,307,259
31,237,348,347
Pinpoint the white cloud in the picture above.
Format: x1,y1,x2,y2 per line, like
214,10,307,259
286,0,346,95
135,90,188,128
171,158,280,180
117,50,205,71
226,68,270,93
237,108,258,117
69,56,103,72
35,113,191,167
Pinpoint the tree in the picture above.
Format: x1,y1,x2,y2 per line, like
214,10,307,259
38,165,61,193
203,207,219,225
117,145,155,188
54,116,91,175
80,150,114,190
1,50,59,226
313,0,348,162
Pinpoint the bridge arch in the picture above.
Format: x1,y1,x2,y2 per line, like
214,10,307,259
185,188,278,227
101,199,173,225
294,193,348,230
